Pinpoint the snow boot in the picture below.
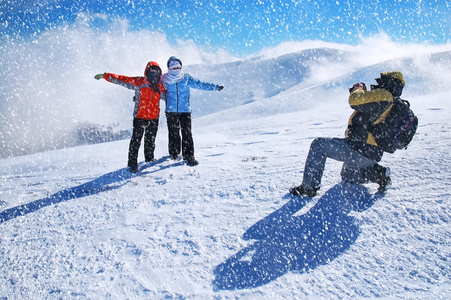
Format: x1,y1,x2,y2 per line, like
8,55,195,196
289,185,319,197
185,157,199,166
128,156,139,172
372,164,391,192
128,165,139,173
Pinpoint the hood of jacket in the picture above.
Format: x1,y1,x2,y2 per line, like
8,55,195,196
144,61,162,76
167,56,182,69
144,61,162,85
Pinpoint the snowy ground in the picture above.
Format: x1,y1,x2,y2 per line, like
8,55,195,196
1,89,450,299
1,48,451,298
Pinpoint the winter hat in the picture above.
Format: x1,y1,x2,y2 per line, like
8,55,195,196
380,71,405,87
376,71,405,97
167,56,182,69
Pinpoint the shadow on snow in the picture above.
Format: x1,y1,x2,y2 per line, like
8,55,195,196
213,183,383,291
0,156,181,224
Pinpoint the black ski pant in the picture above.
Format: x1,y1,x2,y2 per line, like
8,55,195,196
128,117,159,168
165,112,194,160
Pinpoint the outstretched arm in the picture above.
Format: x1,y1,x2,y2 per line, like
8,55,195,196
95,72,144,91
187,75,223,91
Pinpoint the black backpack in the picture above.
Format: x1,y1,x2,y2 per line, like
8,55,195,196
372,98,418,153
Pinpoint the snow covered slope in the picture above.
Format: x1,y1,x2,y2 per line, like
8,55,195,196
0,50,450,298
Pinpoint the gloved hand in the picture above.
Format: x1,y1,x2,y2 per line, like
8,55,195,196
94,73,104,80
352,82,366,90
218,85,224,91
349,82,366,93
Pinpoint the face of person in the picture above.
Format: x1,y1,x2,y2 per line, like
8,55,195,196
168,66,182,76
146,68,161,84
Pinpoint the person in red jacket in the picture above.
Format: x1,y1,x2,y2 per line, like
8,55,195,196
94,61,166,173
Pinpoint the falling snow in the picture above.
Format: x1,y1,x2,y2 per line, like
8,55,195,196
0,1,450,298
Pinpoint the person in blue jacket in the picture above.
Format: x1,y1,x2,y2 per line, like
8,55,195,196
161,56,224,166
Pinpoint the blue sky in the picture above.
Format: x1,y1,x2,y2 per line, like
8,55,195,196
1,0,450,55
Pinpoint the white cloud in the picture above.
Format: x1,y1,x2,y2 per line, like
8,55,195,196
0,15,238,157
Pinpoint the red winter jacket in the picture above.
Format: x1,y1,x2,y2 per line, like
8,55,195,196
103,61,166,120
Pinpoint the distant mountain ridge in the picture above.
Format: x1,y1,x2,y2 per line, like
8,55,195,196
188,48,451,117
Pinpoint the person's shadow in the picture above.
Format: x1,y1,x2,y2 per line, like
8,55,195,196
213,183,383,290
0,156,182,224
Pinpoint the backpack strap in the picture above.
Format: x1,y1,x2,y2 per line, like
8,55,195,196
374,104,394,125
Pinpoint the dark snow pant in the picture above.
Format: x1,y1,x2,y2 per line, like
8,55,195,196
166,112,195,160
301,138,381,189
127,118,159,169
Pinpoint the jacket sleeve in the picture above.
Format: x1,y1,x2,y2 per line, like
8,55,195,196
103,73,142,91
186,75,220,91
348,88,393,118
346,87,394,147
346,111,371,142
158,82,167,102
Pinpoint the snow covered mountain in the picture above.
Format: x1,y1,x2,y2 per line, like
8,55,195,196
0,48,450,298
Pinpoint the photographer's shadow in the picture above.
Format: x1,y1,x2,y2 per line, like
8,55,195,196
213,183,382,290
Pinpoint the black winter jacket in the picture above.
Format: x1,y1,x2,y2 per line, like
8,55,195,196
345,87,394,161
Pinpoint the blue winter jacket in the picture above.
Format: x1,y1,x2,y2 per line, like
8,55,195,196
161,74,220,113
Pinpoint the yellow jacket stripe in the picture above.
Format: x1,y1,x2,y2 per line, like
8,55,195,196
348,88,393,107
346,87,394,147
